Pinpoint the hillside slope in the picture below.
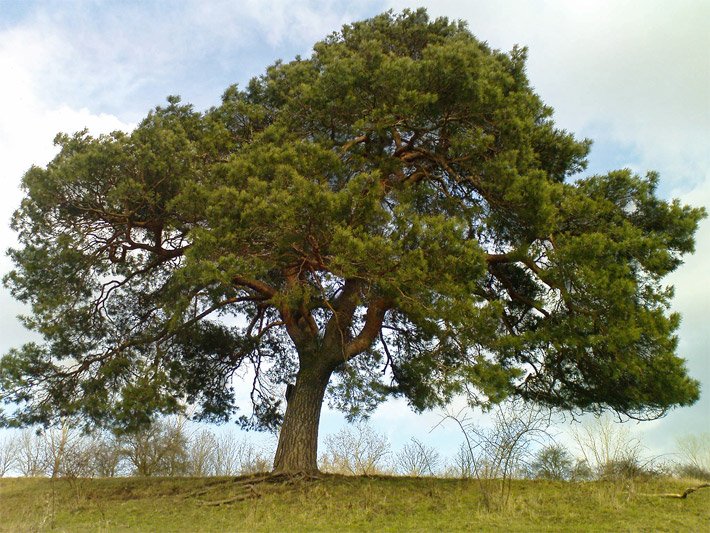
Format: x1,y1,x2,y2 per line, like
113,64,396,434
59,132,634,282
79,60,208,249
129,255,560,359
1,475,708,532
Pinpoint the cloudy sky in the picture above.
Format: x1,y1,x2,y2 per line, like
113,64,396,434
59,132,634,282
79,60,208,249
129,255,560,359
0,0,708,458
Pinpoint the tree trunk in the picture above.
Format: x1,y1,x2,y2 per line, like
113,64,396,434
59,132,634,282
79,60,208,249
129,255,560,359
272,361,333,474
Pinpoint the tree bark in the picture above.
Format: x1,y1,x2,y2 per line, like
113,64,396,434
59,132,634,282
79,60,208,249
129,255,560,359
272,294,388,474
272,360,333,474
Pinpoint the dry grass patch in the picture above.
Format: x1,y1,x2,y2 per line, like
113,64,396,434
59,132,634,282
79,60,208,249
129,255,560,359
1,475,708,532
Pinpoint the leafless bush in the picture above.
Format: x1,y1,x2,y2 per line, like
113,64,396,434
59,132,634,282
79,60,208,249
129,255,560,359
239,449,271,475
2,425,121,478
211,430,272,476
479,401,553,480
187,428,217,476
570,458,594,481
570,416,649,480
40,419,98,478
0,432,18,476
445,400,553,477
1,420,281,479
599,458,649,480
674,433,710,480
119,417,190,476
396,438,440,477
212,430,243,476
42,423,70,478
320,423,391,475
445,442,476,479
675,463,710,481
15,428,48,477
530,444,574,480
57,436,97,478
440,399,554,510
87,432,124,477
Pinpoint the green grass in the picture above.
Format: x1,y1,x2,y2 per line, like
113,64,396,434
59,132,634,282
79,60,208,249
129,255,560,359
1,475,708,532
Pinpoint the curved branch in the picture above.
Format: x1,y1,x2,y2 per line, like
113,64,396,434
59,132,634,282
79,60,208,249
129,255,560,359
232,275,277,298
344,298,391,360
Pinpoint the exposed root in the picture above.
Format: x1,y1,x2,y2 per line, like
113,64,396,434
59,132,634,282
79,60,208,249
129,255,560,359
265,471,323,483
200,484,262,506
640,483,710,499
186,478,242,499
193,471,323,506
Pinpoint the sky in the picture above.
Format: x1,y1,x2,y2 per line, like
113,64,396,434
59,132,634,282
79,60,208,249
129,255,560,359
0,0,708,462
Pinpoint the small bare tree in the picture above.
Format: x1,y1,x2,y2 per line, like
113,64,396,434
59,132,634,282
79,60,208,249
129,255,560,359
439,399,554,510
120,417,190,477
86,432,124,477
446,442,476,479
212,431,243,476
15,428,48,477
211,430,272,476
675,433,710,480
530,444,574,480
320,423,391,475
239,449,271,475
570,416,646,480
187,428,217,476
0,432,18,476
396,438,440,477
42,419,92,478
61,432,111,478
43,424,69,478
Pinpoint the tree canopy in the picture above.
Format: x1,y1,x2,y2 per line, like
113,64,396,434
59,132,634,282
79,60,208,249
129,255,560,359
1,9,704,473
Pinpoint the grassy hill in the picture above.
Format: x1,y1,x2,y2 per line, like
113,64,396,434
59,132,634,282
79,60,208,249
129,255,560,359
1,475,708,532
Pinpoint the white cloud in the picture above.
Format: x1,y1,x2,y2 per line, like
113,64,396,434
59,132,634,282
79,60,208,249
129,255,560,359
0,22,133,353
186,0,365,49
670,181,710,332
6,1,377,114
384,1,710,186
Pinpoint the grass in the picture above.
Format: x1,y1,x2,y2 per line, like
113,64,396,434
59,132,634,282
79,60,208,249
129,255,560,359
1,474,708,532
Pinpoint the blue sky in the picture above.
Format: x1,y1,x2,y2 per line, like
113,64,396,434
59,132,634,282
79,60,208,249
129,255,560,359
0,0,708,460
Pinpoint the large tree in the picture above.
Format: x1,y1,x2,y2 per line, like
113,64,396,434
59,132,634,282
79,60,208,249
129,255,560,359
1,10,704,474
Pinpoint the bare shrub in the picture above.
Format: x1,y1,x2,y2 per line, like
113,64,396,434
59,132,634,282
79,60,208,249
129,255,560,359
56,434,98,478
239,449,271,475
675,433,710,480
187,428,217,476
570,458,594,481
445,442,476,479
676,463,710,481
530,444,574,480
320,423,391,475
447,400,553,477
212,430,271,476
41,419,97,478
440,399,554,510
4,426,123,478
119,417,190,476
570,416,648,480
43,423,70,478
396,438,440,477
87,432,124,477
212,431,243,476
0,432,18,476
15,428,48,477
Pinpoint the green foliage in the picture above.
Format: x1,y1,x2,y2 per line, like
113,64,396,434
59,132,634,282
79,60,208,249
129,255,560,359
0,9,704,435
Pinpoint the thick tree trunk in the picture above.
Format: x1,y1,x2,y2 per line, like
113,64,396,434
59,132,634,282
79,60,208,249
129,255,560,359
272,361,333,474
